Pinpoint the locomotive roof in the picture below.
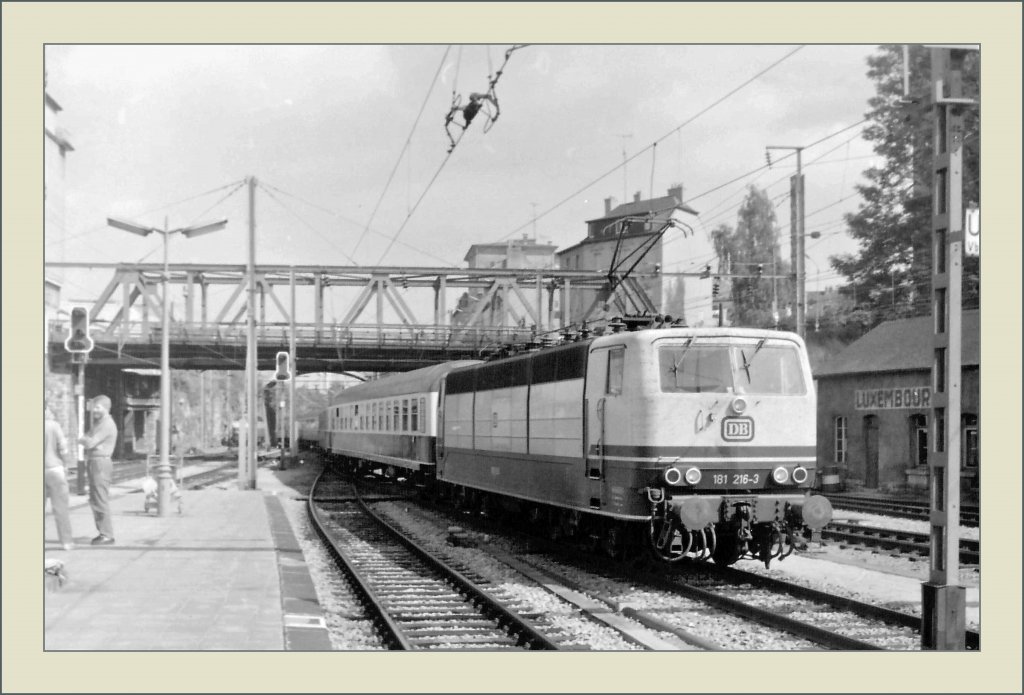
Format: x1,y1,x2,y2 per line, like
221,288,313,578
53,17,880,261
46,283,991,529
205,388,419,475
328,360,481,403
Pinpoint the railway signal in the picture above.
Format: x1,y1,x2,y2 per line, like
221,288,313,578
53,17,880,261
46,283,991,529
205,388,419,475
275,352,291,381
65,306,94,354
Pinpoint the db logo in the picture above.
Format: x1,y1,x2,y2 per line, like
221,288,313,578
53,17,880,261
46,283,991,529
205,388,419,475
722,417,754,441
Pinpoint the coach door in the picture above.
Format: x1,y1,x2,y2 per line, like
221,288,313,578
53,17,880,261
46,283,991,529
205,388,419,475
584,346,625,484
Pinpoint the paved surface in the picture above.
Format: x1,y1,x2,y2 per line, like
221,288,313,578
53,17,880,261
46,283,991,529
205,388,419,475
43,463,332,651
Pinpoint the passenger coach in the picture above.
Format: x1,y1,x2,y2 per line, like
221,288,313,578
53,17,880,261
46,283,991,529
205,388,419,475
320,361,479,478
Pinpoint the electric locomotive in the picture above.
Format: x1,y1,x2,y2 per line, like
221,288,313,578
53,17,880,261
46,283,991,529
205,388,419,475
320,320,832,567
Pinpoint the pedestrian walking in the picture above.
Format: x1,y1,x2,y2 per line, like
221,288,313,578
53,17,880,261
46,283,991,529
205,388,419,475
78,395,118,545
44,406,74,550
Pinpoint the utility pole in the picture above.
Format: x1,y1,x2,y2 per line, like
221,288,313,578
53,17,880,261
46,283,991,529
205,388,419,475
242,175,258,490
289,267,297,462
766,145,806,337
922,44,976,651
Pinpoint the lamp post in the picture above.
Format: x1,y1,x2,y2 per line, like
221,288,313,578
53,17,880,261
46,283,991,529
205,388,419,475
107,215,227,516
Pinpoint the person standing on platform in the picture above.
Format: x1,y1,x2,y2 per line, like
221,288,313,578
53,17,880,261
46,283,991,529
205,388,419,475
79,394,117,545
44,405,74,550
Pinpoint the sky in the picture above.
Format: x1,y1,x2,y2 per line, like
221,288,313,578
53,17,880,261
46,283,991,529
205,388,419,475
46,43,881,314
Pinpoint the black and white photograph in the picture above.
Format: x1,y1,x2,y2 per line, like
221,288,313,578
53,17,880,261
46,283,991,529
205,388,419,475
6,3,1021,694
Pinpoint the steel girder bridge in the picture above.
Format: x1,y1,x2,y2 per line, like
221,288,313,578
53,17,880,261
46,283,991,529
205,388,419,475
46,263,659,373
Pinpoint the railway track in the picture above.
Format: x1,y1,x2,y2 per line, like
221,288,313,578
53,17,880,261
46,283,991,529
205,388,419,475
826,494,979,527
307,470,559,651
379,496,922,650
823,521,980,565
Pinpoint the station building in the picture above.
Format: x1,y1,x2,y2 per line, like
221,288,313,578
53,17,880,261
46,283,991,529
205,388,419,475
814,310,979,496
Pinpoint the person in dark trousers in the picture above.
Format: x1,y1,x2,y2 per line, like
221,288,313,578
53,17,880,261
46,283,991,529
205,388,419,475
79,395,118,545
44,405,75,550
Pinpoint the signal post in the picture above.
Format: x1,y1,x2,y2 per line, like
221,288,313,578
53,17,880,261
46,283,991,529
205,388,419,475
921,44,977,651
65,307,94,494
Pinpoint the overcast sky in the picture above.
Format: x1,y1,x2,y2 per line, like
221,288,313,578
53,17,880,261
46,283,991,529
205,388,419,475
46,44,880,307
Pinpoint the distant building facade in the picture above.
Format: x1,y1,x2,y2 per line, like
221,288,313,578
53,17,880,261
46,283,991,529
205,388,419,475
452,236,559,330
555,185,717,326
814,311,979,495
44,77,77,444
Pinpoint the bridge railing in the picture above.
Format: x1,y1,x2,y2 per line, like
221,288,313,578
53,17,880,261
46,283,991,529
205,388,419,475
49,319,539,354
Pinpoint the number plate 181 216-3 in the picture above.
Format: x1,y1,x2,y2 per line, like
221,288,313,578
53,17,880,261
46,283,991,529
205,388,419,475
703,471,765,488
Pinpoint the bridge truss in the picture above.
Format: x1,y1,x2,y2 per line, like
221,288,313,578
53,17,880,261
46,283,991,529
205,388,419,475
46,263,658,372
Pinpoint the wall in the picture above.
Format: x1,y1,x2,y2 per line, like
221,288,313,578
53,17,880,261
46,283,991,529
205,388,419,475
816,367,980,492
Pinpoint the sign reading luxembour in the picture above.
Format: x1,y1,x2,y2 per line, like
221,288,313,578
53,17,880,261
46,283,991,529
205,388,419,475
855,386,931,410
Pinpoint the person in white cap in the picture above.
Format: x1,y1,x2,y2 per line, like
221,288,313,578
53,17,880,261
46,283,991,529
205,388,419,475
44,405,75,550
78,394,117,545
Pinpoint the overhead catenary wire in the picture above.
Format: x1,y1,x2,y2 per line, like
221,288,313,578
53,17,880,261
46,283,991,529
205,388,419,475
497,45,808,242
260,179,453,266
351,45,452,260
257,182,359,264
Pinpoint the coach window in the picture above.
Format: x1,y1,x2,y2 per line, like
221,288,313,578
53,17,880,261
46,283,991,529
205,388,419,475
384,401,391,431
402,399,409,431
411,398,419,433
606,347,624,395
834,416,848,464
419,397,426,432
394,402,400,432
909,414,928,468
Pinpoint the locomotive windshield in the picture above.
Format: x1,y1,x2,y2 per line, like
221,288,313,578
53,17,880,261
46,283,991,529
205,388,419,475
659,340,806,395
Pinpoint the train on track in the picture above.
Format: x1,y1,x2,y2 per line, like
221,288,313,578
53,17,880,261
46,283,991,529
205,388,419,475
315,318,833,567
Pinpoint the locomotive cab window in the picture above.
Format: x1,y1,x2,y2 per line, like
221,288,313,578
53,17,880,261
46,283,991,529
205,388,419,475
659,340,806,395
660,343,731,393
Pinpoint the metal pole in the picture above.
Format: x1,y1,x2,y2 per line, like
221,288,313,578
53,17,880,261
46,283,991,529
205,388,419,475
199,370,205,449
75,360,86,495
154,223,175,515
922,45,969,651
241,176,258,490
795,149,806,338
289,267,297,462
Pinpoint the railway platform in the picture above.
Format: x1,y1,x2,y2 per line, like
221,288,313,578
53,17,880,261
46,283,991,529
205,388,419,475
43,465,333,651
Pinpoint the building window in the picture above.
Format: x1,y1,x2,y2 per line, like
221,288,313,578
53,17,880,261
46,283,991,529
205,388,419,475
834,416,848,464
962,414,978,469
910,414,928,468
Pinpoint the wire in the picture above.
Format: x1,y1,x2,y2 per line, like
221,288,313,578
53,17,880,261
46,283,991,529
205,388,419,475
257,183,359,264
498,46,807,242
374,151,455,265
351,45,452,260
259,180,452,265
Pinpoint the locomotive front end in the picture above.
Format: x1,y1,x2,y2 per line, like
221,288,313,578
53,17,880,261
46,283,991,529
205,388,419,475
641,330,832,567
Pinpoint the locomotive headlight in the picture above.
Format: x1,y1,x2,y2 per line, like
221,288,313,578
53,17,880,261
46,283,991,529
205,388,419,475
792,466,809,484
684,467,702,485
731,397,748,415
772,466,790,484
662,466,683,486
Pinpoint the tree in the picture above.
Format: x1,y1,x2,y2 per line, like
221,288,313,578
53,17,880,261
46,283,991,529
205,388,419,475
832,45,979,323
712,185,791,328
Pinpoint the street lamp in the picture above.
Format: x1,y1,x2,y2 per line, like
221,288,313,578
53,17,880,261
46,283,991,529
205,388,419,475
107,215,228,516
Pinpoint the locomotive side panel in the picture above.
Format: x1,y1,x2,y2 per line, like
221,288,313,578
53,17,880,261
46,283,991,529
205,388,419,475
527,379,583,458
440,343,593,512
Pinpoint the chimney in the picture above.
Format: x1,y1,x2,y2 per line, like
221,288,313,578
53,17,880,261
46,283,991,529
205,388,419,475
604,197,616,215
668,184,683,203
633,191,642,203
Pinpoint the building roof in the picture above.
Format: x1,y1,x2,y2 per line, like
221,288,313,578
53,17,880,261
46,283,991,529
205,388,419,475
815,309,980,377
586,195,698,224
